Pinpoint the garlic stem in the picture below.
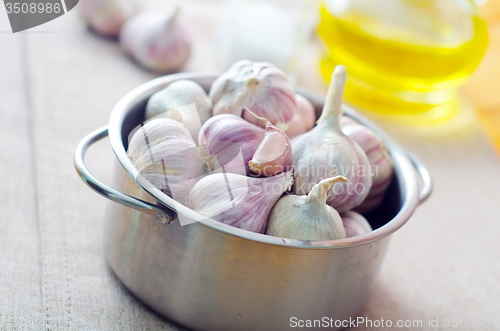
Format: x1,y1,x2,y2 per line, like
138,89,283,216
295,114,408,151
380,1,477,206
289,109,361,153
305,176,347,205
169,4,181,23
317,65,347,127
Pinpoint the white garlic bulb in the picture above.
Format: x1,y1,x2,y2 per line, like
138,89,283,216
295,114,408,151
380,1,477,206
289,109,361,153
120,9,191,73
341,211,373,238
146,80,212,144
209,60,296,129
266,176,348,241
340,116,394,213
127,118,206,204
79,0,138,37
291,65,372,213
188,172,293,233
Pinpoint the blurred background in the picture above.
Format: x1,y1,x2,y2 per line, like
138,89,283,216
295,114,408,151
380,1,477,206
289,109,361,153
1,0,499,329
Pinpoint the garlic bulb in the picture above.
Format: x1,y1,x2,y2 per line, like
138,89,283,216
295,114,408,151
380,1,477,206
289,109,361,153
296,95,316,131
284,95,316,138
284,112,307,139
120,9,191,73
291,65,372,213
79,0,138,37
199,114,265,176
266,177,347,241
341,211,373,238
340,117,394,213
146,80,212,144
188,172,293,233
247,109,292,177
209,60,296,128
127,118,206,204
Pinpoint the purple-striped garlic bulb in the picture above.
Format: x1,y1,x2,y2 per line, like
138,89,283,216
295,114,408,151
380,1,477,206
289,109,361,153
120,9,191,73
341,211,373,238
285,94,316,138
266,177,348,241
79,0,138,37
341,117,394,213
127,118,206,204
198,114,265,176
209,60,296,129
247,109,292,177
291,65,372,213
187,172,293,233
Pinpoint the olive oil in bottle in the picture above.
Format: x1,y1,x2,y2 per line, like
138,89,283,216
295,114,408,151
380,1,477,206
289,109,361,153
318,0,488,127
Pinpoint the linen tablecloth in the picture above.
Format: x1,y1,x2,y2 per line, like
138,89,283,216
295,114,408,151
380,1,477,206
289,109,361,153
1,1,499,330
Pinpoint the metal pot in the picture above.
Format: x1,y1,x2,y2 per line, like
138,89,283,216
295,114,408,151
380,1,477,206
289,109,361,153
74,73,432,331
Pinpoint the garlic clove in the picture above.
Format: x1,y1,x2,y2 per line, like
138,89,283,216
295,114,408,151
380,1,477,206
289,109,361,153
291,65,372,213
120,8,191,73
249,131,290,176
210,60,296,127
245,109,292,176
79,0,138,37
295,94,316,131
266,176,348,241
341,211,373,238
127,118,206,204
340,116,394,213
199,114,266,176
188,171,294,233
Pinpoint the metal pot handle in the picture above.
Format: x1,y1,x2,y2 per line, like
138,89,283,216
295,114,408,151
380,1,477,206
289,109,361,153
407,153,433,205
74,126,174,224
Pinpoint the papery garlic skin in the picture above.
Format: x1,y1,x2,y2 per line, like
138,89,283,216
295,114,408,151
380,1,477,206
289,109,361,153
291,65,372,213
266,177,347,241
210,60,296,127
146,80,212,144
247,109,292,177
199,114,265,176
120,10,191,73
188,172,293,233
340,117,394,213
79,0,138,37
127,118,206,204
341,211,373,238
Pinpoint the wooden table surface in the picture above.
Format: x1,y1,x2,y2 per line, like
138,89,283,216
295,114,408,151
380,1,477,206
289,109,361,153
1,1,499,330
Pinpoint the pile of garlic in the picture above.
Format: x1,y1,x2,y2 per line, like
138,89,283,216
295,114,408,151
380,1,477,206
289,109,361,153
127,60,394,241
80,1,191,73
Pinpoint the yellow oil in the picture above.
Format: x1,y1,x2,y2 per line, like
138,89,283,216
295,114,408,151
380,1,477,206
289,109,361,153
318,3,488,127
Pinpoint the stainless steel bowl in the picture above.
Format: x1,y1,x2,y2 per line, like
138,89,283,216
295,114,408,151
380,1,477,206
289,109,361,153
74,73,432,331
